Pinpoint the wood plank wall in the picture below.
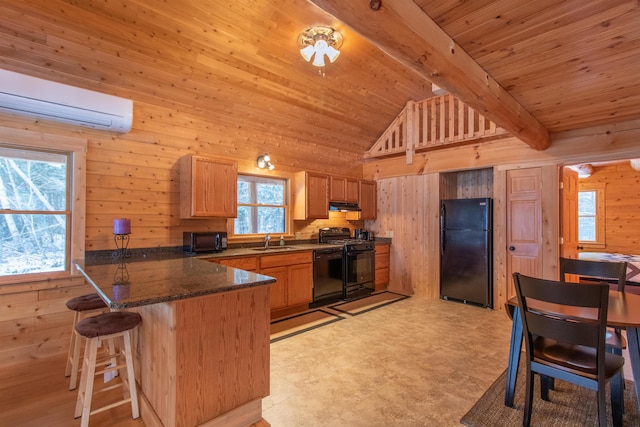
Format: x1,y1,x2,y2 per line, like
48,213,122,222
0,117,363,367
578,161,640,254
0,0,373,368
370,168,493,298
365,123,640,309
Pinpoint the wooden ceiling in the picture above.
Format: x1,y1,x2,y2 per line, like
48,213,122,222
1,0,639,157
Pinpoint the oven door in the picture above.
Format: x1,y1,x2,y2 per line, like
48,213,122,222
344,249,375,299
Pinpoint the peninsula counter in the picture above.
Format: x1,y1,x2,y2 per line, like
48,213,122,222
74,257,275,427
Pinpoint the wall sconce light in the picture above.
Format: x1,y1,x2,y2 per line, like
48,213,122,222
298,26,343,75
257,154,274,170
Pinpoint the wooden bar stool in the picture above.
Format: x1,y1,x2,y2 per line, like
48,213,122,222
65,293,108,390
74,311,141,427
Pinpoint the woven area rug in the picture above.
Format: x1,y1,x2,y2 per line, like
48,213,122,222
270,309,343,343
461,367,638,426
328,291,409,316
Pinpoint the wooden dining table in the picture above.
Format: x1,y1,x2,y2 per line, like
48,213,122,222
505,290,640,412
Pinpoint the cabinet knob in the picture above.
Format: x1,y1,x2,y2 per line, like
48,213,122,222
508,246,516,251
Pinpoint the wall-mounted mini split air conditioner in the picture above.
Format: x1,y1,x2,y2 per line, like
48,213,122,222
0,69,133,132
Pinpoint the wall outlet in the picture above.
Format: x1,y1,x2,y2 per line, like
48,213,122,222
387,230,394,238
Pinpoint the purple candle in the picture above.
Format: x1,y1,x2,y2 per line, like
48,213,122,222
113,218,131,235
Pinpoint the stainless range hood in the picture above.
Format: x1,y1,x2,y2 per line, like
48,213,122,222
329,201,361,212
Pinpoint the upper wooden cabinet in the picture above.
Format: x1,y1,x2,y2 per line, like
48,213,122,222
359,180,377,220
330,176,359,203
180,155,237,218
293,171,329,220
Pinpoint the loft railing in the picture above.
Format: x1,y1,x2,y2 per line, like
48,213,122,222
365,94,508,163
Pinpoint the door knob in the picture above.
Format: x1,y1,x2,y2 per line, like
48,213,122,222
508,246,516,251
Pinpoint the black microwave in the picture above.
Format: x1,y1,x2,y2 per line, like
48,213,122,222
183,232,228,254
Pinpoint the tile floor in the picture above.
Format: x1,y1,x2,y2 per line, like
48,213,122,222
263,296,514,426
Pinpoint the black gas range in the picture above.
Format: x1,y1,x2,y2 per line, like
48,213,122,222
315,228,376,303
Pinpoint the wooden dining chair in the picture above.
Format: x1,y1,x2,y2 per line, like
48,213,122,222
512,273,624,427
560,257,628,353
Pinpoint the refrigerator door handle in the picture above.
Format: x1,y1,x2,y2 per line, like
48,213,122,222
441,230,445,254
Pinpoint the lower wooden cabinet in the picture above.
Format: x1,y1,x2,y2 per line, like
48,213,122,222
287,262,314,306
260,265,288,309
375,244,390,291
260,252,313,310
209,251,313,312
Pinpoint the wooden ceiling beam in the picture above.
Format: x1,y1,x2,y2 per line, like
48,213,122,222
306,0,551,150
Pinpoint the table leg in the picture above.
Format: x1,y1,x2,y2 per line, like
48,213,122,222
505,306,522,407
625,327,640,412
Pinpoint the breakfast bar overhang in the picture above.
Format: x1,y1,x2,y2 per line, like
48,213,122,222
74,257,275,427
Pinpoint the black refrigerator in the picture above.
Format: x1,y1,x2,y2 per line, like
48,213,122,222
440,198,493,308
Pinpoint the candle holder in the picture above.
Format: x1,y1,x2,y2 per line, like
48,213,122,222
112,233,131,260
113,260,130,285
112,218,131,260
112,261,130,300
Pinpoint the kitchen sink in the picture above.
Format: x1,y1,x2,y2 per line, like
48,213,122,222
250,246,295,251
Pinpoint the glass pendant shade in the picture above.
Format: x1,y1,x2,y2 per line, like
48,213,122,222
298,26,343,71
300,45,315,62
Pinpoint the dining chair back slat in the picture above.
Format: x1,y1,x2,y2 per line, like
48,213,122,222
560,257,627,291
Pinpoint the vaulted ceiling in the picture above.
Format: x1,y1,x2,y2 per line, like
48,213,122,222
2,0,639,158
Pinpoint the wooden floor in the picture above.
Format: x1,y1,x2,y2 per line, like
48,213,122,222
0,352,270,427
0,352,144,427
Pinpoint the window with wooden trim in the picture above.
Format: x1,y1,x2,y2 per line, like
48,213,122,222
0,129,86,284
578,183,605,247
233,174,288,235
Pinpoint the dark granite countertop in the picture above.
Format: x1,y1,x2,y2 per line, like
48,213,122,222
73,257,276,309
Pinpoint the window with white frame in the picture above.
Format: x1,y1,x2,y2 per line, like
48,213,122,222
578,183,605,246
0,129,85,283
0,146,71,276
234,174,287,235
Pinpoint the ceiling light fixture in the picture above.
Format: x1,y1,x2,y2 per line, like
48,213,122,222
298,26,343,75
569,163,593,178
257,154,274,171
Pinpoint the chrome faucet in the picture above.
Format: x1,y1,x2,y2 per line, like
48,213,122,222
264,233,271,249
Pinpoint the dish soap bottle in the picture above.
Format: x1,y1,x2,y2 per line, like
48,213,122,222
280,236,285,246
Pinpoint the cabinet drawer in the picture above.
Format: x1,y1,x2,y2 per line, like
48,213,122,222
260,251,312,269
375,244,390,255
375,245,390,269
213,256,258,271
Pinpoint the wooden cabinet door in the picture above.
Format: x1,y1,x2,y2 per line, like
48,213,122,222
261,266,288,310
287,263,313,305
374,244,390,291
330,176,346,202
307,173,329,219
330,176,359,203
294,172,329,220
180,155,237,218
359,180,377,219
345,179,359,203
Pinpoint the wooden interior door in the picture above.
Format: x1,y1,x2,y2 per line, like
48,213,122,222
506,168,543,300
561,166,579,261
